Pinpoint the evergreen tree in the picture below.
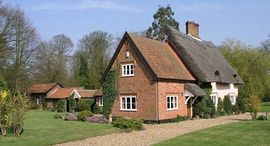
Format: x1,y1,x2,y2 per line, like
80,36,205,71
78,54,91,89
146,5,179,41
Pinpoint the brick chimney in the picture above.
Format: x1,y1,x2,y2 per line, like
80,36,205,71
186,21,200,39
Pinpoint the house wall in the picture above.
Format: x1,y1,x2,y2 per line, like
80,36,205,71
158,82,187,120
211,82,238,101
110,40,158,121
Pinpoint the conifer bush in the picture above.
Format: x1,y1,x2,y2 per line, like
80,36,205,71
224,95,232,115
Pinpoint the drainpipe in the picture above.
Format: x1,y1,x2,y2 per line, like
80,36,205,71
156,81,159,122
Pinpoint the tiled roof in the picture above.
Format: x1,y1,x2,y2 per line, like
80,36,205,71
93,88,103,97
129,34,195,81
47,88,74,99
77,90,97,98
28,83,58,94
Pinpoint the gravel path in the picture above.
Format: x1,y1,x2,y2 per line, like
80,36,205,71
55,113,251,146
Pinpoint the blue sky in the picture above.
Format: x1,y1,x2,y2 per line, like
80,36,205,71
6,0,270,47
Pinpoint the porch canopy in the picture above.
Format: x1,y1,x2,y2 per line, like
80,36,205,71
184,83,205,104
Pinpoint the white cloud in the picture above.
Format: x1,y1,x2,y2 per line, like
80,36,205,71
28,0,143,13
178,3,222,12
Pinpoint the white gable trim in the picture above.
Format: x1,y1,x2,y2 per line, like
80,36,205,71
71,89,81,99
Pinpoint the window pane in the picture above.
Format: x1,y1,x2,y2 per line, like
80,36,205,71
127,97,131,109
174,96,177,108
132,97,136,109
122,97,126,109
123,65,126,75
130,65,134,74
167,97,170,109
127,65,130,75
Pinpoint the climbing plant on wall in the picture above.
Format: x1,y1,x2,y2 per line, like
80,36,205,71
102,69,118,118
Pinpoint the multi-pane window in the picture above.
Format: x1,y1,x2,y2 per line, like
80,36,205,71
210,93,218,106
121,96,137,110
229,93,235,104
122,64,134,76
167,95,178,110
99,97,103,106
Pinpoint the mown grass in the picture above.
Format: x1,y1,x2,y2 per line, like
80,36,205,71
260,102,270,112
154,120,270,146
0,110,118,146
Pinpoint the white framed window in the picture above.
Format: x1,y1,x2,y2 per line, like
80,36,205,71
210,93,218,106
121,63,134,77
36,97,40,105
99,97,103,106
166,95,178,110
229,93,235,105
120,96,137,111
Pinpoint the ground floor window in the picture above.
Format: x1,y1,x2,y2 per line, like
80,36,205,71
229,93,235,104
167,95,178,110
210,93,218,106
36,97,40,105
99,97,103,106
120,96,136,111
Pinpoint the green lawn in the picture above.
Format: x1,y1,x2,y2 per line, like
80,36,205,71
0,110,118,146
260,102,270,112
154,120,270,146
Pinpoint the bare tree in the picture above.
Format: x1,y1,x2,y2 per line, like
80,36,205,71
0,5,39,91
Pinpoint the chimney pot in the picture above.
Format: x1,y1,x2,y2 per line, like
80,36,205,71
186,21,200,39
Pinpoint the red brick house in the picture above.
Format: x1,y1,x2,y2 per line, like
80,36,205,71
100,21,243,121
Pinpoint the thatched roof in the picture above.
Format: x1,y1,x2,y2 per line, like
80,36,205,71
164,25,244,84
185,83,205,96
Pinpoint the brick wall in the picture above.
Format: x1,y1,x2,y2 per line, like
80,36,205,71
110,39,158,121
158,82,187,120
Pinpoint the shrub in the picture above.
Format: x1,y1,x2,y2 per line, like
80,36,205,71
193,97,205,117
93,105,103,114
205,96,216,117
0,90,9,136
232,105,240,114
169,115,189,122
111,117,143,132
54,114,63,119
217,98,225,116
224,95,232,115
257,115,267,120
235,96,246,113
246,95,261,119
9,92,30,136
56,100,66,112
78,110,93,121
74,99,94,112
202,107,212,119
64,113,79,121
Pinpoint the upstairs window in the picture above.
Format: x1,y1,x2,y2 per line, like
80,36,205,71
167,95,178,110
210,93,218,106
122,64,134,77
229,93,235,104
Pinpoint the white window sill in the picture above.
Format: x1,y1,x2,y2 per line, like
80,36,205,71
166,108,178,111
121,75,134,77
120,109,137,112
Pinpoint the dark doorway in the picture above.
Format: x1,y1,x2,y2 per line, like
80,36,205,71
66,99,70,112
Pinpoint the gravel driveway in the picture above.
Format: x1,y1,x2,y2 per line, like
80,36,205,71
55,113,251,146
